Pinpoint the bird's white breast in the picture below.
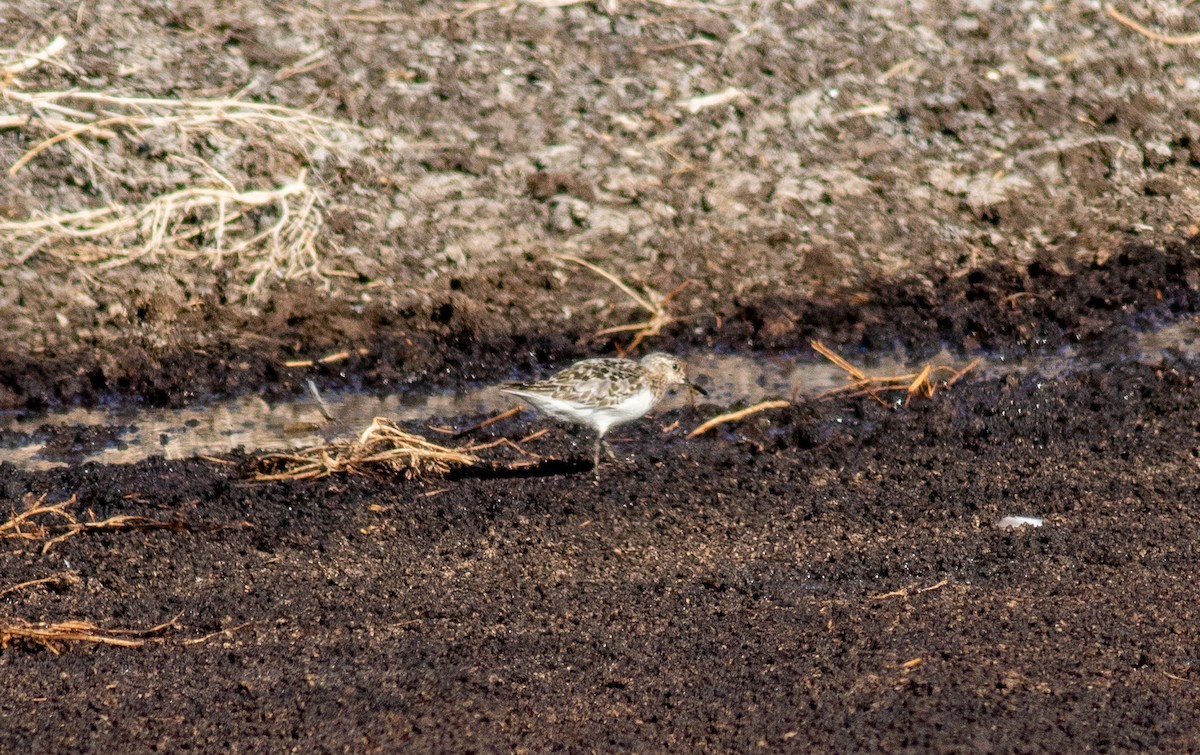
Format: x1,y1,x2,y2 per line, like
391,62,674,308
516,387,657,435
591,388,657,434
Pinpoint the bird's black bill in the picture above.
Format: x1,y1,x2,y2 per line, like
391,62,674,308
687,380,708,396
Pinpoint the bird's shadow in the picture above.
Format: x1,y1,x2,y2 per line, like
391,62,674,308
449,457,593,480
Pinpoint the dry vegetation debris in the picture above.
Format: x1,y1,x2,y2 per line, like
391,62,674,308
1,492,247,554
0,0,1198,332
0,493,193,554
0,616,180,654
557,253,692,355
685,339,980,438
0,35,380,296
0,608,252,653
812,340,978,405
254,417,481,481
687,400,791,438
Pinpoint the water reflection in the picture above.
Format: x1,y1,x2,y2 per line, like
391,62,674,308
2,320,1196,471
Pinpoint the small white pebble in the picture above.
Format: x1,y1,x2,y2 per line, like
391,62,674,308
998,515,1044,529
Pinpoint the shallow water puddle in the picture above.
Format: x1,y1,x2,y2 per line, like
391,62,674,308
2,321,1196,471
0,353,857,470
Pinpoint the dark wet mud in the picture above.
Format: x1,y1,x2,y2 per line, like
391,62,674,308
3,331,1200,750
2,241,1198,414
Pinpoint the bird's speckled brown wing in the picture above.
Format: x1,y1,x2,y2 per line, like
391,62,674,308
505,358,643,409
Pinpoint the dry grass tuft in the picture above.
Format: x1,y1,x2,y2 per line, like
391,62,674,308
812,340,979,405
0,36,376,295
0,174,325,293
254,417,480,481
556,253,692,356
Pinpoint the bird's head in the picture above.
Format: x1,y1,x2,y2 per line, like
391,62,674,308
639,352,707,396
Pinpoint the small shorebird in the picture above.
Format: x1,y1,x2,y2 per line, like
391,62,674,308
501,352,706,474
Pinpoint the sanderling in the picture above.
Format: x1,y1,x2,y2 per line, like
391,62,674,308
501,352,706,474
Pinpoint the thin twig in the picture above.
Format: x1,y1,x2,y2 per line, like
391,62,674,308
41,516,187,554
870,579,949,601
0,494,78,541
688,400,791,438
677,87,745,114
0,574,78,601
181,621,255,646
1106,5,1200,45
1,35,68,77
556,254,690,355
2,493,227,553
317,351,350,364
557,253,655,311
811,340,866,382
429,406,523,438
946,359,981,386
645,0,741,14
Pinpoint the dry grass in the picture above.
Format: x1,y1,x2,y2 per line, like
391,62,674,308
0,565,238,653
0,493,209,554
688,400,791,438
812,340,979,405
0,573,80,601
0,35,376,295
0,567,254,653
0,175,325,293
256,413,560,480
556,253,691,355
254,417,480,481
0,611,255,653
1107,5,1200,45
0,615,180,654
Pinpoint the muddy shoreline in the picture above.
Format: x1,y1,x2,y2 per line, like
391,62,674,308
4,246,1200,751
3,350,1200,751
3,242,1198,414
3,242,1200,753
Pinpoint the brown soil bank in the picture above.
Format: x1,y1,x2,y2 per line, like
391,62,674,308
7,0,1200,423
2,240,1199,412
2,349,1200,750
